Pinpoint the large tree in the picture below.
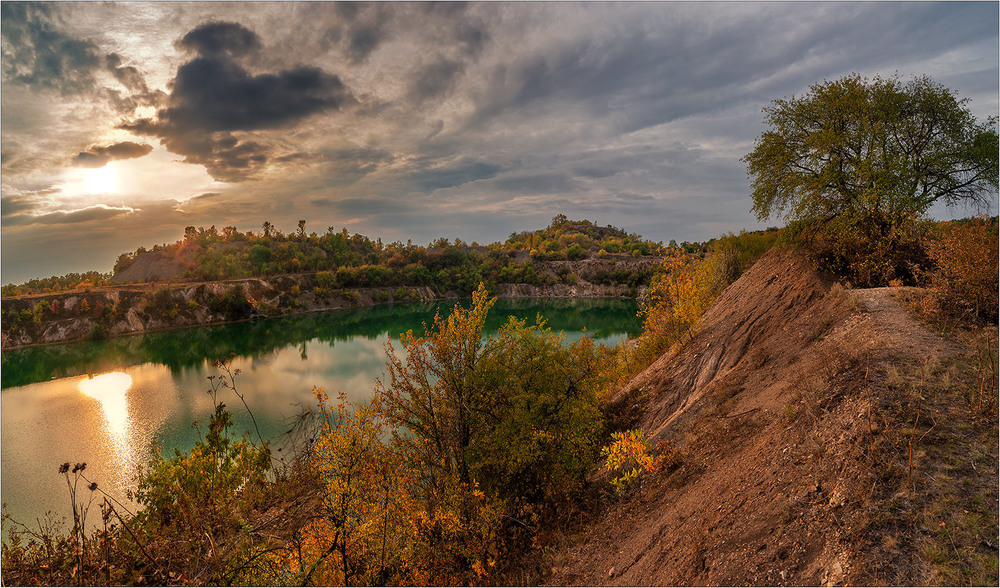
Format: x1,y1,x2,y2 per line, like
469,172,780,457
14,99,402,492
744,74,998,232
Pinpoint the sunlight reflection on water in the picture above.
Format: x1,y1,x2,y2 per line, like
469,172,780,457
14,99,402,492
79,372,132,444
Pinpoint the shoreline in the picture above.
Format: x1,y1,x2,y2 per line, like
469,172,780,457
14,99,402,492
2,283,646,351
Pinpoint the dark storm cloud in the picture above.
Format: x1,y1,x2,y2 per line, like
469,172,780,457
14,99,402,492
177,21,261,57
165,57,349,132
121,21,354,182
0,2,102,94
73,141,154,168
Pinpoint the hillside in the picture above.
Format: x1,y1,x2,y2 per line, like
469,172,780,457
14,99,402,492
546,250,998,585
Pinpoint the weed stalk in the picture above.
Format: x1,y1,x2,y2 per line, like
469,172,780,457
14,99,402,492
907,361,924,492
865,351,874,458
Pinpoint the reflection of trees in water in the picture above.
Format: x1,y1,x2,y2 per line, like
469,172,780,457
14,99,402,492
1,299,640,388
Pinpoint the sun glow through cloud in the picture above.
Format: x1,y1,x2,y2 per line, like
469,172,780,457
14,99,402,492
84,165,118,194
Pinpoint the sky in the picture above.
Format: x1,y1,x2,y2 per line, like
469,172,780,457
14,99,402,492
1,1,998,284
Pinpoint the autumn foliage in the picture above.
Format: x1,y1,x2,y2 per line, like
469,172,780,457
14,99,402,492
279,283,613,585
923,217,999,324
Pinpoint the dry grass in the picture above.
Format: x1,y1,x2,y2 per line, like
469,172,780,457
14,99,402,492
860,333,999,586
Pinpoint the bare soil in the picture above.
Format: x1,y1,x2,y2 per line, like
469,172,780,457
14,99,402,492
545,249,998,586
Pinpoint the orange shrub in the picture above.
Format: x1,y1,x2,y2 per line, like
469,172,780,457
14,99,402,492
924,217,998,324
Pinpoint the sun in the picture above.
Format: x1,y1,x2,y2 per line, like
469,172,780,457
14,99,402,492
85,165,118,194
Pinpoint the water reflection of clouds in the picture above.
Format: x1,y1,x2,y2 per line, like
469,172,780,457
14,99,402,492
158,335,391,442
235,336,390,410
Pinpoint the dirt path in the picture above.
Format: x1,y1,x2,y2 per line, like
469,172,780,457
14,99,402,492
850,287,961,360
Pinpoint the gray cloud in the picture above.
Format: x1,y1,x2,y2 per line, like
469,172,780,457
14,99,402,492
0,2,103,94
329,2,393,64
409,159,501,192
492,172,578,194
122,21,354,182
409,59,465,104
1,3,161,114
2,2,997,284
73,141,154,168
1,193,41,218
105,53,148,93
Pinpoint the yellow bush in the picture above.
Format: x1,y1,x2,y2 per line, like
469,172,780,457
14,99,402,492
640,250,717,356
601,429,654,495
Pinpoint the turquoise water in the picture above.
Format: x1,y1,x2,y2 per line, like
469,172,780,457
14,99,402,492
1,298,639,529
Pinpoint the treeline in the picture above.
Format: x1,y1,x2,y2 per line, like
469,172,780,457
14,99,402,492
505,214,663,259
1,271,112,297
1,216,668,297
114,216,664,285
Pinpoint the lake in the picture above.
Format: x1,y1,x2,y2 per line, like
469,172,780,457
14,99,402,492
1,298,639,531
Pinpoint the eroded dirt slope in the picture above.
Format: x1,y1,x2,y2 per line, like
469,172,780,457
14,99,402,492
546,249,995,586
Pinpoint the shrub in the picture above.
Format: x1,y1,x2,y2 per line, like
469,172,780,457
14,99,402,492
601,429,654,496
145,287,180,320
805,216,929,287
924,217,999,324
640,250,716,356
336,266,360,288
315,270,337,288
208,285,254,321
86,323,107,340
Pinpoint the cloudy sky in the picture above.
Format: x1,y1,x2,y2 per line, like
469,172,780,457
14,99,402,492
1,1,997,284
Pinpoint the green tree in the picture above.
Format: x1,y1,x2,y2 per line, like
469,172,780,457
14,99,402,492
744,74,998,231
379,283,606,508
379,284,495,486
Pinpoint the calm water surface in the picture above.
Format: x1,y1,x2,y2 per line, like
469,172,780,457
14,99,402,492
1,298,639,529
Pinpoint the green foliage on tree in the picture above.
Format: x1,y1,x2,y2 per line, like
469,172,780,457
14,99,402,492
744,74,998,284
473,317,606,505
745,74,998,229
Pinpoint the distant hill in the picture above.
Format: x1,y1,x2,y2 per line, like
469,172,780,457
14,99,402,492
94,216,669,289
